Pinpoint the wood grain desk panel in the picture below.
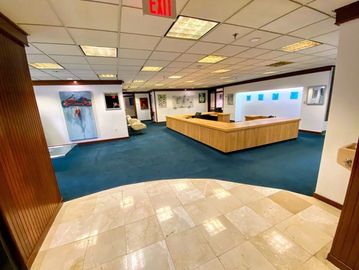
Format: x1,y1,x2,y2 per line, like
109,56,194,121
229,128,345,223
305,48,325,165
166,115,300,153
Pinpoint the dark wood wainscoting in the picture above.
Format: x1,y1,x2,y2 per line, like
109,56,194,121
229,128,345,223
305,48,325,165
328,138,359,270
0,13,62,269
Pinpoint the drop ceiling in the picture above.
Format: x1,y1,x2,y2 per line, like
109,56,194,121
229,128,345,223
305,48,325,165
0,0,355,91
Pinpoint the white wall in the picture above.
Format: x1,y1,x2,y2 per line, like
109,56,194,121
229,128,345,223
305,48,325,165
134,93,151,121
224,71,333,132
34,84,128,146
316,19,359,204
155,90,208,122
235,88,303,122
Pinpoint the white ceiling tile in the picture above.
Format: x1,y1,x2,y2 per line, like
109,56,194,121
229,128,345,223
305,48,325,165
87,57,118,65
121,0,142,8
150,51,181,61
20,25,74,44
62,64,92,70
26,44,43,55
67,70,95,75
68,28,118,47
312,31,339,46
237,48,270,58
86,0,120,4
144,59,171,67
27,54,56,63
308,0,356,16
91,65,118,72
175,53,206,62
257,36,302,50
118,49,152,59
182,0,251,21
255,50,287,60
32,43,83,56
314,48,337,57
120,33,161,50
227,0,300,28
213,45,248,56
299,44,336,54
0,0,61,25
186,42,224,54
290,18,338,39
51,55,88,64
262,7,328,34
118,65,141,71
79,75,100,80
220,57,247,65
118,58,146,66
233,30,280,47
49,0,119,31
121,7,173,36
201,24,253,44
156,38,195,52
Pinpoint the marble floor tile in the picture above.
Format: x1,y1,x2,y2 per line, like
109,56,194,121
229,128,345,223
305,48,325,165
94,192,123,213
122,197,155,224
298,257,334,270
225,206,272,238
125,216,163,253
248,197,293,225
175,188,206,205
32,239,88,270
199,215,246,256
205,189,242,214
215,180,239,190
230,184,265,204
252,186,280,197
60,197,97,222
166,227,216,270
269,191,312,214
126,241,175,270
149,191,181,211
84,227,127,269
191,179,224,197
90,207,125,235
219,241,276,270
251,228,311,270
315,242,339,270
184,198,222,225
157,206,195,237
89,256,127,270
146,181,173,197
195,258,225,270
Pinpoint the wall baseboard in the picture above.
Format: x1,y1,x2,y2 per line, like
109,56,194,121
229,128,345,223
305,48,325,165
313,192,343,210
327,253,352,270
79,136,129,145
299,129,324,135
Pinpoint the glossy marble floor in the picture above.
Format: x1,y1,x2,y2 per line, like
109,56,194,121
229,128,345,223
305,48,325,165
31,179,340,270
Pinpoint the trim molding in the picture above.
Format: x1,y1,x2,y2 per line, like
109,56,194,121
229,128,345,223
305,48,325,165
78,136,129,145
299,129,324,135
327,253,352,270
0,12,28,46
33,80,123,86
335,1,359,26
313,193,343,210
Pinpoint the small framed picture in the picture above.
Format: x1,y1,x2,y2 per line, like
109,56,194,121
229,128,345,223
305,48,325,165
140,97,149,110
307,86,326,105
227,93,234,105
104,93,121,110
198,92,206,103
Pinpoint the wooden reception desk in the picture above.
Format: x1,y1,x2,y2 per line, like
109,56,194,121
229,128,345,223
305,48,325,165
166,114,300,153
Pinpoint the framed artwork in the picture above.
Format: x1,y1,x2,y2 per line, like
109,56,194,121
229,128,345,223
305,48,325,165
173,95,194,109
104,93,121,110
158,94,167,108
290,91,299,100
227,93,234,105
59,91,97,141
258,93,264,101
140,97,149,110
246,95,251,101
307,86,326,105
198,93,206,103
272,93,279,101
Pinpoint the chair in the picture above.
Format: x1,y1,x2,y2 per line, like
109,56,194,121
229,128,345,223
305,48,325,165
126,115,147,133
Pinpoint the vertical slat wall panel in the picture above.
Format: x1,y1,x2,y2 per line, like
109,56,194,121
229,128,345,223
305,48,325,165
328,138,359,270
0,14,62,269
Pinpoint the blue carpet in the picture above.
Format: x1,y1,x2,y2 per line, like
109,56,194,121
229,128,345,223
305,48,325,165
52,122,325,201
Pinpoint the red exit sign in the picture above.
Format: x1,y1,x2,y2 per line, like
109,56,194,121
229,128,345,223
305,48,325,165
142,0,177,19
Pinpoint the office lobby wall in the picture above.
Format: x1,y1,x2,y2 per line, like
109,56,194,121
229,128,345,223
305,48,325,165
316,19,359,205
134,93,151,121
224,71,332,132
154,90,208,122
34,85,128,146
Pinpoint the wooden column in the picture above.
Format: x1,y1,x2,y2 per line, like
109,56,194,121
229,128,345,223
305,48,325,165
0,13,62,269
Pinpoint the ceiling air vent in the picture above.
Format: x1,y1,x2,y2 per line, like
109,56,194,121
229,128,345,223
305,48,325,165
267,61,293,67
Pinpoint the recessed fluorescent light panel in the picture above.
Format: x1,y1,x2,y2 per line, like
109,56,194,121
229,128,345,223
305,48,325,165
133,80,144,83
166,16,218,40
30,63,63,69
141,66,163,72
169,75,182,79
198,55,227,64
267,61,293,67
212,69,230,74
281,40,321,52
98,74,117,79
80,45,117,57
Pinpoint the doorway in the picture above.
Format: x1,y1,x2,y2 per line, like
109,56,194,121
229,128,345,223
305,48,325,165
123,93,137,118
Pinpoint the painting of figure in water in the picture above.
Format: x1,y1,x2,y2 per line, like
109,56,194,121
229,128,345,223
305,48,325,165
59,91,97,141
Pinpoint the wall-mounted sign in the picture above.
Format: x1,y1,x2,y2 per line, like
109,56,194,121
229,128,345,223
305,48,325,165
142,0,177,19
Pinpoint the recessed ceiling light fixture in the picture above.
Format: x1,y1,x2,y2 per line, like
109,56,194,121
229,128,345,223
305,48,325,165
133,80,144,83
186,80,195,83
281,40,321,52
220,76,230,79
198,55,227,64
98,74,117,79
267,61,293,67
166,16,218,40
263,71,277,75
212,69,230,74
169,75,183,79
30,63,64,70
141,66,163,72
155,83,164,86
80,45,117,57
